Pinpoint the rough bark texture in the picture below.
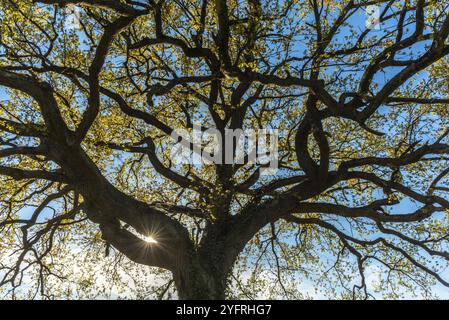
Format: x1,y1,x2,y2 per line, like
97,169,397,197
174,259,227,300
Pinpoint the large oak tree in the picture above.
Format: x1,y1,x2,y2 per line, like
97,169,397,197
1,0,449,299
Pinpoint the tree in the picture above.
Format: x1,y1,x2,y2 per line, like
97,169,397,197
1,0,449,300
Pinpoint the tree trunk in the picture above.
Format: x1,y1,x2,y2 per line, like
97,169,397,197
173,258,227,300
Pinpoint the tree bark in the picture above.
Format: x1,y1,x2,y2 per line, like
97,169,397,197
173,260,227,300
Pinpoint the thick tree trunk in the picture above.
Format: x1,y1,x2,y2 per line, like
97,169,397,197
173,260,227,299
171,220,253,299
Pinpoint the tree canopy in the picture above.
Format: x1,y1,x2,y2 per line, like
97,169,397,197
1,0,449,299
